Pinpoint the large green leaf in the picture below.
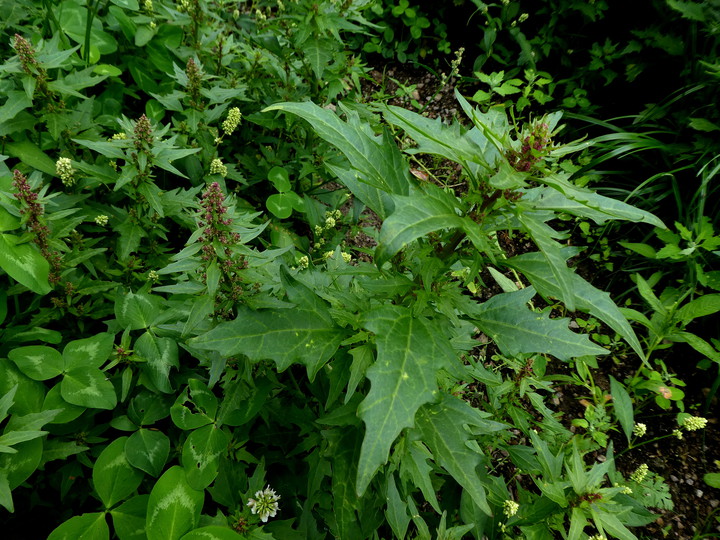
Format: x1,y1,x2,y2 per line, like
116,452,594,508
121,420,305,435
190,305,344,380
505,252,645,360
125,429,170,477
180,527,245,540
356,306,455,495
0,439,43,489
467,287,608,361
181,424,228,490
4,141,56,175
416,394,506,516
0,234,51,295
115,289,164,330
0,91,33,125
8,345,63,380
329,428,365,540
540,173,666,228
47,512,109,540
63,333,115,370
93,437,144,508
263,101,409,218
61,368,117,410
134,331,179,393
146,466,204,540
375,183,466,266
111,495,148,540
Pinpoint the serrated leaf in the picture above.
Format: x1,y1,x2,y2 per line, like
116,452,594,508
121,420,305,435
375,183,465,266
0,234,51,295
61,368,117,410
385,473,410,539
0,91,32,124
468,287,608,361
47,512,109,540
263,101,409,219
356,306,454,495
93,437,144,508
125,429,170,477
506,252,645,360
8,345,64,380
415,394,492,515
181,424,228,490
190,305,344,380
146,466,204,540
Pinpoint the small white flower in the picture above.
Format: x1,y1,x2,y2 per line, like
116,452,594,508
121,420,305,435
56,157,76,186
341,252,352,263
222,107,242,135
503,499,519,517
210,158,228,177
94,215,109,226
630,464,649,483
632,423,647,437
247,485,280,522
682,416,708,431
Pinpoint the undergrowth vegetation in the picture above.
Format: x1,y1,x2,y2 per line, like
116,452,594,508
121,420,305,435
0,0,718,539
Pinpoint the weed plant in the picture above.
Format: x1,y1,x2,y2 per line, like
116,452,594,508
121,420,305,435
0,1,710,539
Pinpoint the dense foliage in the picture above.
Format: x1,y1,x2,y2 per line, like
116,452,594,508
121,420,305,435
0,0,718,539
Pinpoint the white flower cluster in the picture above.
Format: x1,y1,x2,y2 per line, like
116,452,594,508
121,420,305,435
56,157,76,186
210,158,228,177
247,485,280,523
222,107,242,135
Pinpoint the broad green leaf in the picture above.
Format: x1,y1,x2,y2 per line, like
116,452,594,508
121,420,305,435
41,439,89,464
63,333,115,370
8,345,63,380
506,252,645,360
0,438,42,489
4,140,56,175
0,360,46,415
146,466,204,540
125,429,170,477
190,305,344,380
0,386,16,425
93,437,144,508
415,394,493,515
0,91,32,125
266,193,294,219
73,138,127,160
181,424,229,490
515,210,576,311
268,166,291,192
381,104,496,173
304,38,332,79
134,331,179,393
47,512,109,540
0,471,12,512
356,306,455,495
375,183,465,266
170,380,217,430
94,63,123,76
468,287,608,361
385,474,410,539
676,294,720,324
609,376,634,443
0,234,51,295
264,101,410,218
0,207,20,233
61,368,117,410
329,428,365,540
704,473,720,488
400,441,441,513
111,495,149,540
43,383,86,424
115,289,163,330
181,527,245,540
127,391,172,426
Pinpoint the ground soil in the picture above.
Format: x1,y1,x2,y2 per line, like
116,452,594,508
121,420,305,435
358,61,720,539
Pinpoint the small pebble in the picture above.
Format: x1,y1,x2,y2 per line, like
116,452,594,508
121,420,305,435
695,489,704,497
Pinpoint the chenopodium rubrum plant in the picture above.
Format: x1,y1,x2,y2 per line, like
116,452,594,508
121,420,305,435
183,92,667,538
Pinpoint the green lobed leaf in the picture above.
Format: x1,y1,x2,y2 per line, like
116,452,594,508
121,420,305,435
375,183,465,267
115,289,164,330
61,368,118,410
263,101,409,219
8,345,64,380
146,466,204,540
356,306,455,495
125,429,170,477
0,234,51,295
47,512,110,540
93,437,144,508
467,287,608,361
505,252,645,360
385,473,410,539
414,394,494,515
0,91,33,125
181,424,229,490
190,305,344,381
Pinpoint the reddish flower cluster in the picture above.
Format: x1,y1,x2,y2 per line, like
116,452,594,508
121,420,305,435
186,58,205,110
12,170,62,285
133,114,154,151
198,182,248,309
507,122,552,173
13,34,42,75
